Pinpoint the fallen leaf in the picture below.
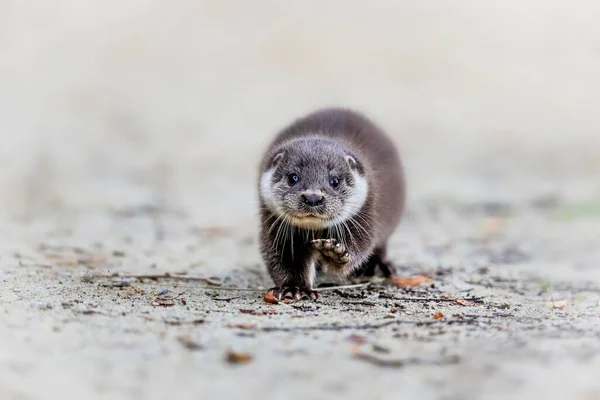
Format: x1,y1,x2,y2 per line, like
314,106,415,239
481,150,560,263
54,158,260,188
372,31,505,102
232,323,255,330
433,311,444,320
263,290,280,304
226,351,253,364
481,216,506,237
390,275,432,288
551,298,569,309
198,226,229,238
347,334,368,345
177,336,203,351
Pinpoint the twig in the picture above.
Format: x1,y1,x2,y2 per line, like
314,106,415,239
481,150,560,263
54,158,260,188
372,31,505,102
353,352,460,368
313,282,371,292
84,275,371,293
258,318,478,332
213,296,243,302
163,318,205,326
84,273,222,286
378,295,485,304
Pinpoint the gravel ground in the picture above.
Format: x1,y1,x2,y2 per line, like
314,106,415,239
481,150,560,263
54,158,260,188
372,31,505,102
2,2,600,400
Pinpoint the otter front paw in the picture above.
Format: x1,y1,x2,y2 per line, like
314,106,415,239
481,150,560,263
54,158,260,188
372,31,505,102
269,286,320,301
311,238,350,265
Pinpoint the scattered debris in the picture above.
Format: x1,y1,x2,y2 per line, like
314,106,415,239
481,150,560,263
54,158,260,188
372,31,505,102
225,351,253,364
239,308,278,316
390,276,433,288
341,300,378,307
152,292,184,307
177,336,203,351
152,297,175,307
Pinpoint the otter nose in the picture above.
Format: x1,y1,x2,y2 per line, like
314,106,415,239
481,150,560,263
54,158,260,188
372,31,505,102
302,194,324,207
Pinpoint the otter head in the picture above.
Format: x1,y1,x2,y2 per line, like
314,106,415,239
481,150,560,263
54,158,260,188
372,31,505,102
260,138,369,230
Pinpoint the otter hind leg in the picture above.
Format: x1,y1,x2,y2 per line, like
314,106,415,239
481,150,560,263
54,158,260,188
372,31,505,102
352,246,396,278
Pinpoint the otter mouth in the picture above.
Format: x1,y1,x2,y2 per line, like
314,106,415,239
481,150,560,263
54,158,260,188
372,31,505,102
286,212,329,229
290,212,326,219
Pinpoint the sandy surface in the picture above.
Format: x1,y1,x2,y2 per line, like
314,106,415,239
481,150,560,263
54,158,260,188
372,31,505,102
2,1,600,400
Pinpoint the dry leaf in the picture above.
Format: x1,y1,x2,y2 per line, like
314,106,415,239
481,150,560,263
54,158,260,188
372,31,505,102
198,226,229,238
177,336,203,351
232,323,255,330
226,351,253,364
390,275,432,288
481,216,506,237
551,299,569,309
433,311,444,320
263,290,280,304
347,334,368,345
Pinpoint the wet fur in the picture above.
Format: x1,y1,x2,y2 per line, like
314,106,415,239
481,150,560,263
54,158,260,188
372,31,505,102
257,108,405,297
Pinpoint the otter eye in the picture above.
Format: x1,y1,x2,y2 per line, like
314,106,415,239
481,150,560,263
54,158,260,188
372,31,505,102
329,176,340,189
288,173,300,186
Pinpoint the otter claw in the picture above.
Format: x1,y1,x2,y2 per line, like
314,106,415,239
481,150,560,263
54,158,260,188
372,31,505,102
311,239,351,265
334,243,344,254
269,286,320,301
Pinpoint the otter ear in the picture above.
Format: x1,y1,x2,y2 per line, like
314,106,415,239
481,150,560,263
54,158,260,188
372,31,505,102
345,155,358,170
270,151,285,168
345,154,364,174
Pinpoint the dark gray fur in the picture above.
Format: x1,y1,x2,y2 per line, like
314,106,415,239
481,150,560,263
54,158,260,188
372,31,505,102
257,107,405,300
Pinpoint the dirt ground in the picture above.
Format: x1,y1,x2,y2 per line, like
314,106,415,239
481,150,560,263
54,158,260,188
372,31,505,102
2,2,600,400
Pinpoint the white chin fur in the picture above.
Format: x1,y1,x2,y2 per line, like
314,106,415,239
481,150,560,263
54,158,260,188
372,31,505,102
290,216,328,230
260,168,369,229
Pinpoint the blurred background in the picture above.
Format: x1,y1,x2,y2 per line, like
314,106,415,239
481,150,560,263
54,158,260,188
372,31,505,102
1,0,599,226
